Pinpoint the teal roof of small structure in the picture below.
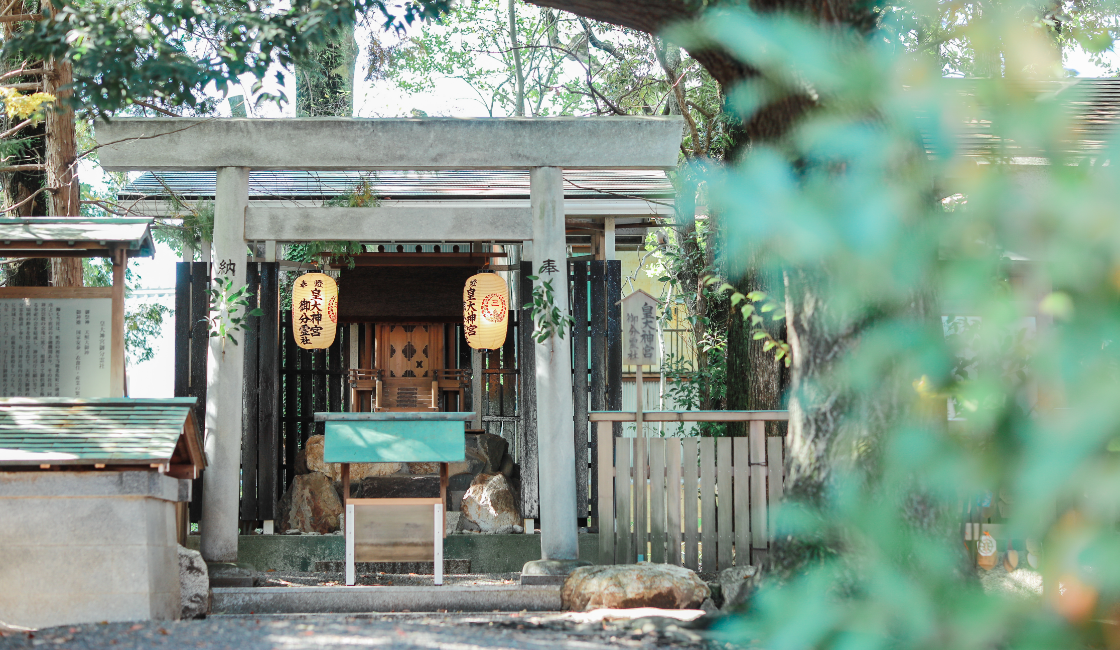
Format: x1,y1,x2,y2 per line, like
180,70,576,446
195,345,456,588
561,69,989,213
0,398,204,469
0,218,156,258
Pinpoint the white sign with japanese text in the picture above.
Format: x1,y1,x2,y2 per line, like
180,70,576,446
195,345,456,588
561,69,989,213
622,290,659,367
0,298,112,397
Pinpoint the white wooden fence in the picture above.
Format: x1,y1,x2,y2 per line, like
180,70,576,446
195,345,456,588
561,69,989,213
592,411,790,572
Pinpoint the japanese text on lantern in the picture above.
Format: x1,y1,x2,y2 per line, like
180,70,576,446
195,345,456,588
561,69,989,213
621,290,659,366
297,278,325,346
464,277,478,338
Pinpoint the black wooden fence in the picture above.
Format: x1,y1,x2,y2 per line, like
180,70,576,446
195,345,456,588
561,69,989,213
278,310,350,500
175,262,282,526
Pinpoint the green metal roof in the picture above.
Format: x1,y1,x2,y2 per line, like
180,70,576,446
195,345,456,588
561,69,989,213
0,218,156,258
0,398,204,469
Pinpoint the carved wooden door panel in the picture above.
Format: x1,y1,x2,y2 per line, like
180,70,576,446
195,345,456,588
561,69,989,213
376,323,444,410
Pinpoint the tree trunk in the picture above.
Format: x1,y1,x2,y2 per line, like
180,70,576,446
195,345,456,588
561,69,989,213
295,27,358,117
45,57,83,287
508,0,526,116
724,259,785,436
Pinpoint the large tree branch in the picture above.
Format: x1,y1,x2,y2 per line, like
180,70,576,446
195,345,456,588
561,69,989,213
526,0,754,87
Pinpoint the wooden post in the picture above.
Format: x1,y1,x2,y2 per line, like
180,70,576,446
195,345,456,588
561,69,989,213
110,247,126,397
471,348,483,430
603,217,616,262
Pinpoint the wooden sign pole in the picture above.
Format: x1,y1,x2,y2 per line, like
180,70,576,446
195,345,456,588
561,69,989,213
621,288,658,563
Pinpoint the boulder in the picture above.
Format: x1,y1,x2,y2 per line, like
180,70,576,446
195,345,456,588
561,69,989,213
408,462,441,475
460,473,521,533
718,565,758,611
178,545,209,619
562,563,711,611
303,434,402,481
277,471,342,534
465,433,508,473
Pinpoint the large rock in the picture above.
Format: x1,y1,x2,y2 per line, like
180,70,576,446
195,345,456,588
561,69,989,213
718,565,758,611
178,545,209,619
277,471,342,534
562,563,711,611
460,473,521,533
465,433,508,473
304,434,402,481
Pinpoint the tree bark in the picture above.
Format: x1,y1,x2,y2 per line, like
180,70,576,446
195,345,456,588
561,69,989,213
295,27,358,117
45,57,83,287
508,0,526,116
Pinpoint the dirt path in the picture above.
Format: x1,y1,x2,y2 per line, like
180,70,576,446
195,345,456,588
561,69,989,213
0,612,734,650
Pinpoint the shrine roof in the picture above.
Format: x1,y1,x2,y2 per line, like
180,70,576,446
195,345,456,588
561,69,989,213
118,169,675,202
0,397,205,478
0,218,156,258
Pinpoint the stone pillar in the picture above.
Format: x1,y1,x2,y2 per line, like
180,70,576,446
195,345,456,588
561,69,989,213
200,166,250,563
528,167,579,563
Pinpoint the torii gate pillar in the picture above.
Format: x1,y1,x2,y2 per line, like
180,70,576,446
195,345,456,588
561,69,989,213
522,167,586,579
200,166,250,563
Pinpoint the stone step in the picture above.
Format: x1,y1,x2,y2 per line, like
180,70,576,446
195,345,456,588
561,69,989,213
313,559,471,574
210,585,561,614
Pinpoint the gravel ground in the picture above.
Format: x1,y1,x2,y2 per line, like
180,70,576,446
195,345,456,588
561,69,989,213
0,612,738,650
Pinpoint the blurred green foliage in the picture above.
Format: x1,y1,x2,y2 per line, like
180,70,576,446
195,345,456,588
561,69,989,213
669,1,1120,647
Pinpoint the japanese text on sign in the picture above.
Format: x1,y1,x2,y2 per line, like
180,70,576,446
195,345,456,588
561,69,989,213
621,290,659,366
0,297,112,397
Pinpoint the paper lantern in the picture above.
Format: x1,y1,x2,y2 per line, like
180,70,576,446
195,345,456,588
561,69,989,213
463,273,509,349
292,272,338,350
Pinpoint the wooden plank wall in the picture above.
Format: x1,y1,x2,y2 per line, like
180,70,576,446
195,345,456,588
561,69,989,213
598,433,787,572
570,261,589,523
239,263,280,523
175,262,286,525
174,262,209,524
518,262,539,519
584,260,621,522
278,307,349,503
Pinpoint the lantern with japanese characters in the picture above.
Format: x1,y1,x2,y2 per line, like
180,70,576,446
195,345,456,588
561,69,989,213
463,273,508,349
292,272,338,350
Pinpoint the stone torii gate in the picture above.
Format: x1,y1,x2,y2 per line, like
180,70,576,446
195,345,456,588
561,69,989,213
96,117,683,575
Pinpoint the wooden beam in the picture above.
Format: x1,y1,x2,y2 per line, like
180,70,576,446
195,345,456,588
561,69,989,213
589,410,792,422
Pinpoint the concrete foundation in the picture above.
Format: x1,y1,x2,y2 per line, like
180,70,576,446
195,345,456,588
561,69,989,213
0,471,190,629
211,585,561,614
185,533,601,573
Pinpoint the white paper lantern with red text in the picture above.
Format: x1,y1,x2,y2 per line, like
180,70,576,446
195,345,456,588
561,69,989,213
463,273,509,349
292,272,338,350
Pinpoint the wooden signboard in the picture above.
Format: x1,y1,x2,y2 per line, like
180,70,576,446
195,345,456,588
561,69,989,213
0,288,116,397
622,289,659,366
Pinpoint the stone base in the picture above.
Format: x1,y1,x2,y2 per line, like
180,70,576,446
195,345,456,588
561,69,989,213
520,559,591,585
207,562,254,588
0,471,191,629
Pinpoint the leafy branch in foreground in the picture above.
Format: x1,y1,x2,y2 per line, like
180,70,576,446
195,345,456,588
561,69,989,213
525,264,575,343
205,277,262,348
706,274,791,367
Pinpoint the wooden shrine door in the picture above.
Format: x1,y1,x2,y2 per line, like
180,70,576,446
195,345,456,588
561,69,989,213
376,323,444,411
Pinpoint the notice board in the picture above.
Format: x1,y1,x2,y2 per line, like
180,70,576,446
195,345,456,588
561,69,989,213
0,295,113,397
